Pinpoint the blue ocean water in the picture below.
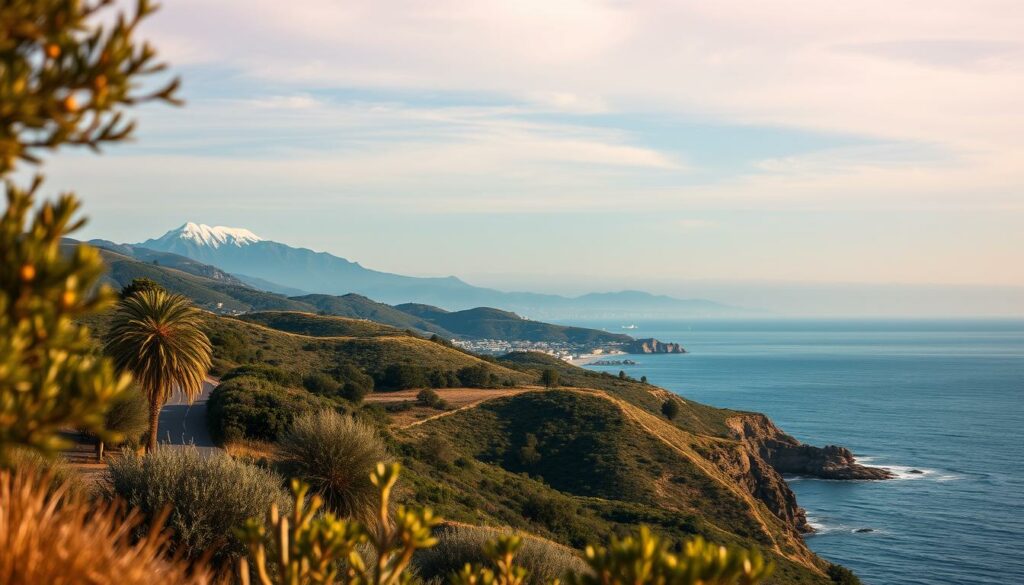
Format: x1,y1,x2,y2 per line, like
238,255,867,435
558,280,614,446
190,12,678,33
576,319,1024,585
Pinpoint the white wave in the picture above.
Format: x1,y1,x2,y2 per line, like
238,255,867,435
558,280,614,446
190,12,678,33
879,464,962,482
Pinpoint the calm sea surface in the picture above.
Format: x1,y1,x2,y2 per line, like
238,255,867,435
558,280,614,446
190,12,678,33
572,319,1024,585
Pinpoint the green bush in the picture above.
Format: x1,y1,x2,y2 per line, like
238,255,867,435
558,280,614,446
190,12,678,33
221,363,298,386
420,434,457,470
827,564,862,585
457,363,491,387
106,447,290,563
276,410,388,519
102,387,150,448
661,399,681,420
379,363,428,390
417,388,447,409
207,376,335,442
333,364,375,403
414,524,589,585
303,372,341,394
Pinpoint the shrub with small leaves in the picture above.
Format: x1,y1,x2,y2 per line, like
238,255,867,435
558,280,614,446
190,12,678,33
106,446,291,564
0,180,130,461
236,463,441,585
566,527,773,585
239,463,774,585
277,410,388,519
0,0,179,462
0,0,180,173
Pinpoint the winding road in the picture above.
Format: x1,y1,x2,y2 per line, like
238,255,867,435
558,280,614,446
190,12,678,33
156,377,220,456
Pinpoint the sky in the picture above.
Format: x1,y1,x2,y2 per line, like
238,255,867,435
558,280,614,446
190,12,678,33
28,1,1024,315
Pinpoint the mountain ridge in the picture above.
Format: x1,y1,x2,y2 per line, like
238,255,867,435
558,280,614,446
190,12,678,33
133,223,745,318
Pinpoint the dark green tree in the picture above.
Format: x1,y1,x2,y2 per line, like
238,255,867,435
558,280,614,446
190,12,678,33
661,398,681,420
457,363,490,387
119,277,164,299
540,368,559,388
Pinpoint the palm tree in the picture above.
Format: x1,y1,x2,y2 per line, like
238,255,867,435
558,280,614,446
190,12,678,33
104,290,212,452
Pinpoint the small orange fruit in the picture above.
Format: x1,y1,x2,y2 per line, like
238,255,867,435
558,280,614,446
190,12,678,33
20,264,36,282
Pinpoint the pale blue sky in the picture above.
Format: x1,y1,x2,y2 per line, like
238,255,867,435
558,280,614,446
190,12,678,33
26,1,1024,315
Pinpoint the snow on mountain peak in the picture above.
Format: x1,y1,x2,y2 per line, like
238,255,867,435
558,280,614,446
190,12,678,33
167,222,264,248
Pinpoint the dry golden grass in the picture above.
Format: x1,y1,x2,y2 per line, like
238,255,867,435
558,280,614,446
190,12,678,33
0,468,212,585
223,438,278,462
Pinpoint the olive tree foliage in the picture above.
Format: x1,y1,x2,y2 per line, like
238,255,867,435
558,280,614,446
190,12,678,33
0,0,179,461
0,181,131,461
0,0,181,173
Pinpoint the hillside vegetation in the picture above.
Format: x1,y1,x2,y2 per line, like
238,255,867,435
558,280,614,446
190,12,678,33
398,305,634,344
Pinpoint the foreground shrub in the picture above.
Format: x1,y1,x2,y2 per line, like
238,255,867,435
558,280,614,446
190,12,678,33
277,410,387,519
106,447,290,563
2,448,88,499
414,524,589,585
565,528,772,585
94,387,151,460
237,463,439,585
0,468,210,585
239,464,773,585
207,376,335,442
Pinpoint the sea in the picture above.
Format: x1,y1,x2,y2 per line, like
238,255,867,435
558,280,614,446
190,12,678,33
572,319,1024,585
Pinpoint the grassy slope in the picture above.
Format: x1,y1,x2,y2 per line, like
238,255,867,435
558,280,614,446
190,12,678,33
97,248,312,313
291,294,455,336
395,390,828,585
237,311,408,338
203,314,529,384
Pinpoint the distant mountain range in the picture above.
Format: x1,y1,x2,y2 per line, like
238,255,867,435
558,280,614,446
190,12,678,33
77,241,639,346
128,222,743,319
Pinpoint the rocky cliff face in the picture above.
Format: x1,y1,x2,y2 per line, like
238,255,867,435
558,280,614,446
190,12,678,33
625,338,687,354
707,441,812,533
726,414,894,480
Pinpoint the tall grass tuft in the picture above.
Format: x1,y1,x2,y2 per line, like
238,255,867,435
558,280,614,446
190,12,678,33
106,446,290,564
414,524,590,585
0,468,211,585
277,410,388,519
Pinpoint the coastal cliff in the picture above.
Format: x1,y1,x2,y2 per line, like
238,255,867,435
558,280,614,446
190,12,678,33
625,338,687,354
726,413,894,480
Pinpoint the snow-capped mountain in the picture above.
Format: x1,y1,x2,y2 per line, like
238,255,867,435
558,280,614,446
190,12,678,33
153,222,263,249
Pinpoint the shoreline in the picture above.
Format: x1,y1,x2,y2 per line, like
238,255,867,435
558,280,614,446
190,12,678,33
568,351,627,366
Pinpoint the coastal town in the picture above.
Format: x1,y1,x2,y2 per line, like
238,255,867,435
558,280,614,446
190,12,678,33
450,338,630,362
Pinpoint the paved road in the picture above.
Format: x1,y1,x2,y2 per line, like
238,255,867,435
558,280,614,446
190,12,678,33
157,378,220,456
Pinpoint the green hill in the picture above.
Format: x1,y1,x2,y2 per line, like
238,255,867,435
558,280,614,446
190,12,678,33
94,247,313,314
203,314,528,388
396,304,633,344
237,311,408,338
395,389,831,585
292,294,454,336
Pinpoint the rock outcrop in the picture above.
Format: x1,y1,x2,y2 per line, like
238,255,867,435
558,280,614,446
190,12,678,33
707,441,812,533
625,338,687,354
726,414,894,481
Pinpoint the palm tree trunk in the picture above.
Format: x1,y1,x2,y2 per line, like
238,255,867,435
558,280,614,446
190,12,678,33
147,399,161,453
95,439,105,462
